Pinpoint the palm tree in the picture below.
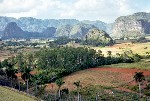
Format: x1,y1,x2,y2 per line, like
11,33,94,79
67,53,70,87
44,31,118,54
1,59,9,80
133,72,145,97
21,66,32,93
55,78,65,100
16,53,24,73
32,74,41,95
0,61,2,68
5,63,17,87
73,81,81,101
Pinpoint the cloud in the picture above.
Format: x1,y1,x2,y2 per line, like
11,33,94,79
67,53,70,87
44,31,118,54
0,0,149,23
0,0,39,13
62,0,132,22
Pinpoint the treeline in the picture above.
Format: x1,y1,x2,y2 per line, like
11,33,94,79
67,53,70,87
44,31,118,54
49,36,113,47
32,47,142,84
53,36,81,45
35,47,141,71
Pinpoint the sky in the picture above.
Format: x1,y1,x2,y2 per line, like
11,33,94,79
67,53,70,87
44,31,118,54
0,0,150,23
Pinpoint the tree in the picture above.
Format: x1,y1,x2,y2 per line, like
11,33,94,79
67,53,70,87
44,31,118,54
21,67,32,93
55,78,65,100
1,59,10,80
133,72,145,98
5,63,17,87
0,61,5,77
73,81,82,101
16,53,24,72
32,74,44,95
1,59,9,68
105,51,112,65
85,35,88,44
31,43,38,48
0,61,2,68
107,51,112,56
54,36,71,45
25,53,35,69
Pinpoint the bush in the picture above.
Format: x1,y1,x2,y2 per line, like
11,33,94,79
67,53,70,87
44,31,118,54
144,91,150,96
123,57,134,63
133,54,142,62
128,85,138,92
146,83,150,89
61,88,69,95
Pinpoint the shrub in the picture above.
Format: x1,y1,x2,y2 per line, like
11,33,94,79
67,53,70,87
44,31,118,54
146,83,150,89
132,54,142,62
128,85,138,92
61,88,69,95
144,91,150,96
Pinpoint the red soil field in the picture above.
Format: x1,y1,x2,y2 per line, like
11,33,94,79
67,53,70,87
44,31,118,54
15,67,150,93
89,67,150,91
89,67,150,76
45,67,150,93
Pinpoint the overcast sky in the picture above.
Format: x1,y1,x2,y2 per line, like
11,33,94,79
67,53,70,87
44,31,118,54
0,0,150,23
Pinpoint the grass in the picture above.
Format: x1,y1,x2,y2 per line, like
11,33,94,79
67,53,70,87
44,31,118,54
0,86,37,101
91,42,150,56
48,69,132,90
45,69,129,94
67,42,150,57
102,60,150,70
77,85,150,101
0,47,39,61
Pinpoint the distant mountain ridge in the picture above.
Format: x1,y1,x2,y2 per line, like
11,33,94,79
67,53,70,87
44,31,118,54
70,23,97,39
1,22,56,39
2,22,25,39
112,12,150,38
1,12,150,39
0,16,111,39
0,16,108,33
1,22,100,39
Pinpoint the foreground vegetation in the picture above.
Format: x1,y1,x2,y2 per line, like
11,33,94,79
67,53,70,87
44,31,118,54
43,85,150,101
0,86,36,101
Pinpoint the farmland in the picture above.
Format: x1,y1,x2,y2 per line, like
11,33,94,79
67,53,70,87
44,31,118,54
67,41,150,56
92,42,150,56
44,67,150,100
45,67,150,91
0,47,39,61
102,60,150,70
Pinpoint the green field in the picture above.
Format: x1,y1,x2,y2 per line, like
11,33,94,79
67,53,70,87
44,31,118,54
0,86,37,101
102,60,150,70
